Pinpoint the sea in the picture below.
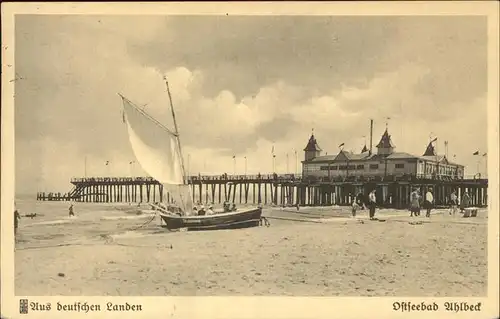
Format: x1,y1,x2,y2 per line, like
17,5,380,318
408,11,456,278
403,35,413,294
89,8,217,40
13,195,169,250
13,193,287,250
14,193,474,251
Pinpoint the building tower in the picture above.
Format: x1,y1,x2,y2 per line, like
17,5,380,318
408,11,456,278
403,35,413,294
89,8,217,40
376,128,395,156
303,132,322,161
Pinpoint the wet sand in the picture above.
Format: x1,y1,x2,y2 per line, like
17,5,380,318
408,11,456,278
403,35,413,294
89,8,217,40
15,206,488,296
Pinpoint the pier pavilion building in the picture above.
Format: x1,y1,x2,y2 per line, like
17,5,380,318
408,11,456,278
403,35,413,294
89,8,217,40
301,128,465,181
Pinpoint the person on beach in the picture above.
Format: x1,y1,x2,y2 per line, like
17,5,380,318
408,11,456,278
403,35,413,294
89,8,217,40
198,205,206,216
355,192,365,210
351,196,360,218
68,204,75,217
460,190,471,213
206,205,215,215
424,188,434,218
14,208,21,236
450,190,458,216
231,203,237,212
409,188,421,217
368,190,377,220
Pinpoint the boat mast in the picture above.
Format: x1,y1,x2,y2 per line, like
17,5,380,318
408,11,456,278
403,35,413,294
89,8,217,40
163,77,188,184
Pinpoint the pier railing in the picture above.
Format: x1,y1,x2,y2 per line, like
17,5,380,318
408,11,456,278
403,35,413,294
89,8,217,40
69,173,486,185
70,174,303,184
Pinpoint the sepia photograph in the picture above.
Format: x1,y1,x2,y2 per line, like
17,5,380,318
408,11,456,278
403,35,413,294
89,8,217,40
1,2,499,318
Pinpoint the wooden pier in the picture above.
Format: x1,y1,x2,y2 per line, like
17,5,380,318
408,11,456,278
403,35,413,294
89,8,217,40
37,173,488,208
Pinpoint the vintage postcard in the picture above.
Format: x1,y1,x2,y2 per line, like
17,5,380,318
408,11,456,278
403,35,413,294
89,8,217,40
1,2,499,318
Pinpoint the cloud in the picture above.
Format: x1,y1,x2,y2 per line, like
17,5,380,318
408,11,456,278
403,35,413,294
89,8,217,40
14,15,488,195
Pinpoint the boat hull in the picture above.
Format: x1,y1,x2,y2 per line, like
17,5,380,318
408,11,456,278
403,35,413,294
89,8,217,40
159,207,263,231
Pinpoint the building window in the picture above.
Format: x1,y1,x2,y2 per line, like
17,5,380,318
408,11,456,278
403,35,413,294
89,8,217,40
339,165,347,170
348,165,356,170
369,164,379,169
331,166,338,170
320,166,330,171
395,164,405,169
356,164,364,170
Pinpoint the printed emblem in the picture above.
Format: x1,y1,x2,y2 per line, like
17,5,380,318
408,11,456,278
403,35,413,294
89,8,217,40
19,299,29,314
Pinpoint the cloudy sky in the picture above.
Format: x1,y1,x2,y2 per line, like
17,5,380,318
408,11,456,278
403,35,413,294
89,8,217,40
15,15,488,194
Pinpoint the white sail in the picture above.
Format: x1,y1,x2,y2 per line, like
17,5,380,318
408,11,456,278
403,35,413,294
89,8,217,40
121,96,193,213
164,184,193,213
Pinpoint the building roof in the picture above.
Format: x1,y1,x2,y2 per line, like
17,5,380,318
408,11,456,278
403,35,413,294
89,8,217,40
308,151,419,163
303,134,322,152
385,152,419,159
419,155,464,167
338,150,370,161
376,129,395,149
306,151,464,166
301,128,464,167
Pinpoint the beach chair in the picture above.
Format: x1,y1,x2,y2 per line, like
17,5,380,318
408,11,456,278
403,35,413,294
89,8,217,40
463,207,478,218
470,207,478,217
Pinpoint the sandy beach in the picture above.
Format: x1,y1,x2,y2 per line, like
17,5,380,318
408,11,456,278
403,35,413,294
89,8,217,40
14,199,488,297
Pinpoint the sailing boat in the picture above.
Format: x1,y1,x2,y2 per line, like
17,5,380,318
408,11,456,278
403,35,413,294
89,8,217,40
119,77,263,231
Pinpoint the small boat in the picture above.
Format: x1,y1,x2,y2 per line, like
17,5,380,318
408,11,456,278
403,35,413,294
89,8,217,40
158,207,263,231
120,76,263,231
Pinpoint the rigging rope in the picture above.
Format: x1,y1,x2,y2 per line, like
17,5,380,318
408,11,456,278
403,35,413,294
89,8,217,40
126,212,157,231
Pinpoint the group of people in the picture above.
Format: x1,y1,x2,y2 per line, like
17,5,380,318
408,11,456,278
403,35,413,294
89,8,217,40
410,188,471,217
193,201,237,216
350,187,473,220
14,203,76,237
409,188,435,217
351,189,378,220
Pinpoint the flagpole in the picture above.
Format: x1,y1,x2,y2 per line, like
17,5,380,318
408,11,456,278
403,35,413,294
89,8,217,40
286,153,289,174
473,151,480,178
271,145,275,173
477,159,480,177
244,156,247,176
84,156,87,178
294,150,298,175
105,161,111,177
484,153,488,178
233,156,236,176
435,137,439,179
